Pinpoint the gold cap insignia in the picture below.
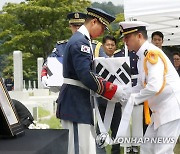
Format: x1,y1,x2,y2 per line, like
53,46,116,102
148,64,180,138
74,13,79,19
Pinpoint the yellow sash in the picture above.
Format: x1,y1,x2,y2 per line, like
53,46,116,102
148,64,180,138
94,42,102,58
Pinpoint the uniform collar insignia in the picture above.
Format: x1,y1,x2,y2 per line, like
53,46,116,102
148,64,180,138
144,49,148,56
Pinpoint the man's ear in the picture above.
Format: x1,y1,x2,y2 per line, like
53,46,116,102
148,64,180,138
138,32,144,39
91,18,97,25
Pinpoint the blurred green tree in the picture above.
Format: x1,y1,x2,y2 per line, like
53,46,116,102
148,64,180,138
0,0,90,81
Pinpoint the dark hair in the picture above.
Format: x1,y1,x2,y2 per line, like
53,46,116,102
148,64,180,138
173,52,180,57
85,15,99,24
70,23,83,26
85,14,106,27
102,35,116,45
151,31,164,40
134,30,148,40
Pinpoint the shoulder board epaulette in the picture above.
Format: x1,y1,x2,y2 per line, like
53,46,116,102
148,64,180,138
113,49,121,54
57,39,68,44
92,40,100,45
144,49,148,56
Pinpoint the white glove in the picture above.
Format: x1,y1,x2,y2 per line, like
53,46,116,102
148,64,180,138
123,86,132,99
130,93,141,106
111,85,131,105
41,76,49,88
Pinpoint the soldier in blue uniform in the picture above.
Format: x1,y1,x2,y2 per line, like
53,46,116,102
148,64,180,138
41,12,86,87
41,12,106,87
56,8,129,154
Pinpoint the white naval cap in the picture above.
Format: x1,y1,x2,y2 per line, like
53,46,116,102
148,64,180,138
119,21,149,36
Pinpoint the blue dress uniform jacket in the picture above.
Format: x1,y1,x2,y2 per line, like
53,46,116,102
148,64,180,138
114,49,138,87
57,31,94,124
49,40,68,57
42,40,67,67
57,25,117,125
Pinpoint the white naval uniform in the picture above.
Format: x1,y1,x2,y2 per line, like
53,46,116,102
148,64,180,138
122,105,143,147
132,41,180,154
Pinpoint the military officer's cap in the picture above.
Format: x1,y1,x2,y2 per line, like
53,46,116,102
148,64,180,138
86,7,115,27
119,21,149,36
67,12,86,25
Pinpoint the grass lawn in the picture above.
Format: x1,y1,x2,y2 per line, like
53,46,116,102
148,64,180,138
38,116,62,129
38,106,50,118
175,141,180,154
37,107,61,129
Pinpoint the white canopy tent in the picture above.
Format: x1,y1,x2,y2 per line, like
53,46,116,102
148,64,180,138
123,0,180,46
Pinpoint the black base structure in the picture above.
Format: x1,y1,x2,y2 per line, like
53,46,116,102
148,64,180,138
0,129,69,154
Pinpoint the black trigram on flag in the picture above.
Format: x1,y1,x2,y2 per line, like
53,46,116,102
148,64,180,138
116,62,131,84
95,62,131,85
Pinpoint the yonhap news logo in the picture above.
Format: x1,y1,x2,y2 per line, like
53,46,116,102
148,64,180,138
96,133,109,148
113,137,175,144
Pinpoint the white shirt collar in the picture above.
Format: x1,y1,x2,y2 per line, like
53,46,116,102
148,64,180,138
78,25,91,41
136,40,149,58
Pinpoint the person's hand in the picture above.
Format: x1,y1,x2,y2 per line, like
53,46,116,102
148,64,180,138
41,76,49,88
111,85,131,104
123,86,132,99
129,93,140,106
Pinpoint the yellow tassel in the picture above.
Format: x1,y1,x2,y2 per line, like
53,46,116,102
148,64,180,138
144,100,151,124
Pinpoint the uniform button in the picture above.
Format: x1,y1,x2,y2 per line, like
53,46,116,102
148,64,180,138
132,67,134,69
133,59,135,61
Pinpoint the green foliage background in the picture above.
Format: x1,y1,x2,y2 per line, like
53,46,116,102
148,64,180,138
0,0,92,81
